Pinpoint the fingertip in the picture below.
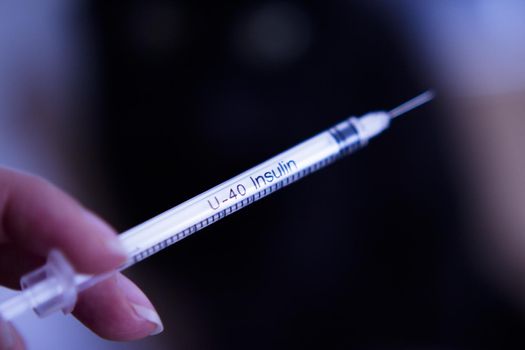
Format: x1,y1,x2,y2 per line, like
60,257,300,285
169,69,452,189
73,273,163,341
104,238,129,260
50,205,127,274
62,210,127,274
80,211,118,242
129,303,164,336
118,274,163,336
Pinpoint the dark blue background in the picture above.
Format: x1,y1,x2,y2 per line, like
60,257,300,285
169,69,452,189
86,1,525,348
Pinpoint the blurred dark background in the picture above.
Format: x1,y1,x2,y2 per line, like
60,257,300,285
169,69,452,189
3,0,525,349
84,1,525,349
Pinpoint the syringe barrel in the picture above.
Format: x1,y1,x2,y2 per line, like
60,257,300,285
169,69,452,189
1,112,392,320
116,115,377,266
114,113,390,267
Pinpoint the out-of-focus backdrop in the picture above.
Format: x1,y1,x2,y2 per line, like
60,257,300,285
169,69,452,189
2,0,525,349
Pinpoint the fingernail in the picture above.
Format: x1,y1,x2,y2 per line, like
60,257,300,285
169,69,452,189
104,239,128,259
0,320,15,349
130,303,164,336
117,274,164,336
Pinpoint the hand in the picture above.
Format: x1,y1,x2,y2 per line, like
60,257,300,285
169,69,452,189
0,167,163,349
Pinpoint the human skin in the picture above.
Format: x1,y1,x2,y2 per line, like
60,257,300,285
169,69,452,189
0,167,163,349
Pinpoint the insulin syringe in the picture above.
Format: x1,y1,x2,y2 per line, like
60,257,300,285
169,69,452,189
0,91,434,321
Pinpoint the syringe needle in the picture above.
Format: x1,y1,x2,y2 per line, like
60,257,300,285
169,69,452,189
388,90,435,119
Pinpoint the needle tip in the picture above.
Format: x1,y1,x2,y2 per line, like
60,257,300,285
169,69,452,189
389,90,435,119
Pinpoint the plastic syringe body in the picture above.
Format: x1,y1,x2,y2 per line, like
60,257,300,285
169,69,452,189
0,111,393,321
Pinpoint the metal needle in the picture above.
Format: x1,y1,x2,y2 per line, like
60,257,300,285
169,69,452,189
389,90,435,119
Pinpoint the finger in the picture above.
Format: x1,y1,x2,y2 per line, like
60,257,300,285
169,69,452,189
0,320,25,350
73,273,163,341
0,167,127,274
0,243,44,289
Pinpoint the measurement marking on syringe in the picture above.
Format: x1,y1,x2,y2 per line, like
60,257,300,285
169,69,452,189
130,113,391,263
130,156,341,264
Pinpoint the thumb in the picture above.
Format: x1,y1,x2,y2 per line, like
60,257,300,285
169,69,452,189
0,320,25,350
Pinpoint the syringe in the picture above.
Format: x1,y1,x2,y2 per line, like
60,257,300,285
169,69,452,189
0,91,434,321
